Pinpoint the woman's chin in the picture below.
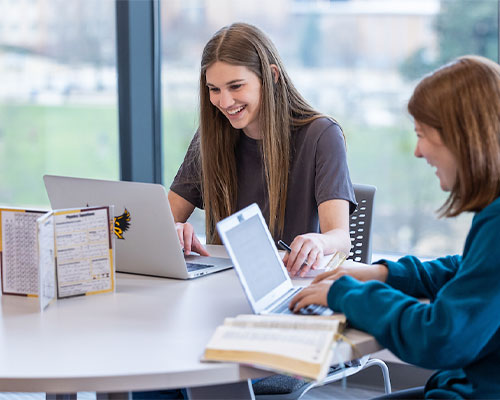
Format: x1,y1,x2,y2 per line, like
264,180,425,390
227,119,246,130
439,180,452,192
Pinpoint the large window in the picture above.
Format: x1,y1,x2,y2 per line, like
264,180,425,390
0,0,119,208
160,0,498,257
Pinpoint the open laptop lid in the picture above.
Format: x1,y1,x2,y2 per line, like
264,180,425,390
43,175,190,279
217,203,293,314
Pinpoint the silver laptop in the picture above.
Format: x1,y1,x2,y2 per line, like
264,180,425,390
44,175,233,279
217,203,332,315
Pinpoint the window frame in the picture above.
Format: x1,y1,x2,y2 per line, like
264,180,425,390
115,0,163,183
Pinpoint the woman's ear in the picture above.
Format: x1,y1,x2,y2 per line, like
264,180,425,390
270,64,280,84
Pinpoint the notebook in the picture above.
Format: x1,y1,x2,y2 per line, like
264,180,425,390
43,175,233,279
217,203,332,315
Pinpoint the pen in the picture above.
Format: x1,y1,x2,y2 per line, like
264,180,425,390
278,240,308,266
277,239,292,253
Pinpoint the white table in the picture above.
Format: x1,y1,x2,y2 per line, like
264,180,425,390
0,246,380,396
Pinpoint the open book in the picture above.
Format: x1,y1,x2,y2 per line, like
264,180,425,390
203,314,346,381
0,206,115,310
302,251,347,278
276,250,347,278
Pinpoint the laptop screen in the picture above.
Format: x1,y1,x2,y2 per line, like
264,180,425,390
224,214,288,302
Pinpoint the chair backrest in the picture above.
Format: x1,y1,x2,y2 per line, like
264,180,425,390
349,183,376,264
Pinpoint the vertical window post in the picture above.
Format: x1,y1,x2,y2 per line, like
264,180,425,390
116,0,163,183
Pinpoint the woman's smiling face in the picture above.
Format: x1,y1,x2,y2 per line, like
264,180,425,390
206,61,262,139
414,120,458,192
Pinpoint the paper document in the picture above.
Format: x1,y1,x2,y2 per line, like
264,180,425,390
0,205,115,311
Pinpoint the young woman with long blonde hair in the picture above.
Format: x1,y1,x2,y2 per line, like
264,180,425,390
168,23,356,276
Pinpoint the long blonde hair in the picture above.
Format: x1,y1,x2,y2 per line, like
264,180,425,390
408,55,500,216
199,23,325,243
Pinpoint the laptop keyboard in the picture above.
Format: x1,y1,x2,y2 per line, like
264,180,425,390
271,288,331,315
298,303,331,315
186,262,213,272
274,302,330,315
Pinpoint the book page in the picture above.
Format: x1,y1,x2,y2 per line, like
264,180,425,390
206,325,334,365
204,325,335,380
278,250,346,278
226,314,344,331
54,207,114,298
37,212,57,311
0,208,46,296
301,251,347,278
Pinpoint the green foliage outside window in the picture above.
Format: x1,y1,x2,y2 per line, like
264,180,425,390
400,0,498,81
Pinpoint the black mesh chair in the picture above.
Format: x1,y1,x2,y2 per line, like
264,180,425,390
253,183,391,399
349,183,376,263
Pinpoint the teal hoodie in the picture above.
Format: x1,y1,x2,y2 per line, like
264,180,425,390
328,197,500,398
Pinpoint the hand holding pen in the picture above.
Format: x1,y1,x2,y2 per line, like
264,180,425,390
279,239,347,278
278,236,324,277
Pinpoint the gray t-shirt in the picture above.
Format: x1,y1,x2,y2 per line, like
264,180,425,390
170,117,356,244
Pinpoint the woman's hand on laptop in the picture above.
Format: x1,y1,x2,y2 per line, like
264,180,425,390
289,281,332,313
175,222,210,256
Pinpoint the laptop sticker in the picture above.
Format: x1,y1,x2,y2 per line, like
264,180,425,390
114,208,131,239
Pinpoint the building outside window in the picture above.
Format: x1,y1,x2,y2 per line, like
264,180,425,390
0,0,495,258
0,0,119,208
160,0,498,257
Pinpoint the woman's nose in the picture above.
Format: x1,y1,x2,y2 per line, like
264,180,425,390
414,143,422,158
219,90,234,108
